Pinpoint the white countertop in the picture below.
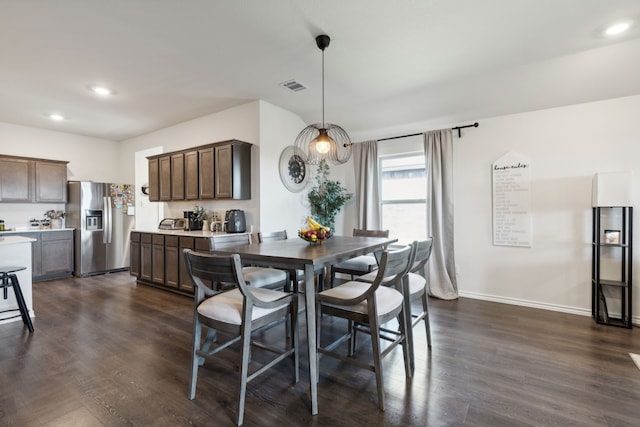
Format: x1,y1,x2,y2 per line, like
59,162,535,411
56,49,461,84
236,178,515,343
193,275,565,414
0,235,37,246
133,228,251,238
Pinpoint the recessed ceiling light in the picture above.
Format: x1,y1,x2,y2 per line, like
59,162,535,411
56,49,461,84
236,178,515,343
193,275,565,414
604,22,632,36
49,114,66,121
88,85,116,96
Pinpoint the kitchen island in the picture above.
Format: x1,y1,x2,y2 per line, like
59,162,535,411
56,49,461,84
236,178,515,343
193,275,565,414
131,229,251,295
0,235,36,326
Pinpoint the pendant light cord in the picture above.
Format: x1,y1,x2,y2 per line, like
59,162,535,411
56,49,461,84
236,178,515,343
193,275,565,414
321,48,325,128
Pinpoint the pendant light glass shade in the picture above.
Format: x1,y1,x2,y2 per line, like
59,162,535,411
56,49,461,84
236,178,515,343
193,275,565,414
294,35,352,165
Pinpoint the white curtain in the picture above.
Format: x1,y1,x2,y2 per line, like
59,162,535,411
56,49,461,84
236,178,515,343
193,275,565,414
353,140,380,229
424,129,458,299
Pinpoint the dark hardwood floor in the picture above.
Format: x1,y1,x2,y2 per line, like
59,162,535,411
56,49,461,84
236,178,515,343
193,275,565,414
1,272,639,426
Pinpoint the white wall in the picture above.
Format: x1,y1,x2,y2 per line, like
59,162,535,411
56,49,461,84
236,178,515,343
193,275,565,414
454,95,640,321
350,94,640,323
258,101,313,236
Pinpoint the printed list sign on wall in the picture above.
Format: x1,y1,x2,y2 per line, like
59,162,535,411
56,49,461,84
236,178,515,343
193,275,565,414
492,152,532,247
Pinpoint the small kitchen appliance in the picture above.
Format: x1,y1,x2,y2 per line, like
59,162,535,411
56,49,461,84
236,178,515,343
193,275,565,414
158,218,186,230
224,210,246,233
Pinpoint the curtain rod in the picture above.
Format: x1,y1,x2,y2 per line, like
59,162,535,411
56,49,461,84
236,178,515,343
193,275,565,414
376,121,479,142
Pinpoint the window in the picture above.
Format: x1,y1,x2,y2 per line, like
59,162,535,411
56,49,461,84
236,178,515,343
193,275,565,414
380,154,427,244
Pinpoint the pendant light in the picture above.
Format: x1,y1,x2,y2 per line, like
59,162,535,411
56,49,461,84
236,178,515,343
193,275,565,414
294,35,352,165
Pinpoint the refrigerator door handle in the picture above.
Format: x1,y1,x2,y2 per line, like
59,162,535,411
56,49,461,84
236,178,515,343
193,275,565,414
104,196,112,244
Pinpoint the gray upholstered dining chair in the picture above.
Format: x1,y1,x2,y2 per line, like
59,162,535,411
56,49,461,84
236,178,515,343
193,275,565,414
184,249,299,426
329,228,389,287
316,244,413,411
356,238,433,372
211,233,289,290
257,229,325,292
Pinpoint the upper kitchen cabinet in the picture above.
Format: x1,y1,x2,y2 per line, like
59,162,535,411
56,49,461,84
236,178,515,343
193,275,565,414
159,155,172,201
198,146,215,199
0,156,33,202
171,153,185,200
184,150,199,200
215,140,251,200
0,155,68,203
35,160,67,202
148,157,160,202
146,139,251,202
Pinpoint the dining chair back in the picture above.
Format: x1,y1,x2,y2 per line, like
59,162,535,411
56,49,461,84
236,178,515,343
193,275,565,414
329,228,389,287
258,229,326,292
184,249,299,426
211,233,289,290
406,238,434,355
316,244,413,411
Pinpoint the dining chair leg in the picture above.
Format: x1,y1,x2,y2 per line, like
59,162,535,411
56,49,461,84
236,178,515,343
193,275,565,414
398,309,413,378
290,301,300,384
367,305,385,411
189,319,202,400
348,320,356,357
237,320,252,426
422,293,432,348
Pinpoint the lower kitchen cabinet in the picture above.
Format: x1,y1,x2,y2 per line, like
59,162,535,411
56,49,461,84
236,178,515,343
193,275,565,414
152,234,165,284
41,231,74,277
1,230,74,281
130,232,141,277
140,233,152,281
131,231,211,295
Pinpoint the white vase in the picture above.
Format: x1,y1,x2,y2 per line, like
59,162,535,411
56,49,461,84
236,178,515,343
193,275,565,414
51,218,62,229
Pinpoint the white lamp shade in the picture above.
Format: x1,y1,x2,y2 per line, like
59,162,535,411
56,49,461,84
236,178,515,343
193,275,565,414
592,172,632,207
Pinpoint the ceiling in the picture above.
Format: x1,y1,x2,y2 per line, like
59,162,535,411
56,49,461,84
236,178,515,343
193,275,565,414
1,0,640,142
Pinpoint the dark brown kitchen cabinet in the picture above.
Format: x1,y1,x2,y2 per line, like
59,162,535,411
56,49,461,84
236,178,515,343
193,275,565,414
184,150,199,200
0,155,67,203
130,232,141,277
132,231,212,295
165,236,179,288
171,153,185,200
198,147,215,199
159,155,172,201
146,139,251,202
140,233,152,281
215,140,251,199
179,237,196,292
151,234,165,284
148,157,160,202
35,160,67,202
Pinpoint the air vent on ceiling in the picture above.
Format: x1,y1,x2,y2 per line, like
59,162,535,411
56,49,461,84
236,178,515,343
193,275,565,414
280,79,307,92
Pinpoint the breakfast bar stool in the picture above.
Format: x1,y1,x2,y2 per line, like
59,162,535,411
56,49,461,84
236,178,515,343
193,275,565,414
0,266,34,333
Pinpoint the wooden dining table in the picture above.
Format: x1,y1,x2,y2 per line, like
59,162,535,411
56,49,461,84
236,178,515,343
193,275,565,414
210,234,397,415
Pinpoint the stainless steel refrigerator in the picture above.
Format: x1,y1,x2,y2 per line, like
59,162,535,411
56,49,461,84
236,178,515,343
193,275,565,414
67,181,135,277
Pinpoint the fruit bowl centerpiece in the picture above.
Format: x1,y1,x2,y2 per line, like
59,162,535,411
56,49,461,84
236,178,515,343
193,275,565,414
298,217,332,244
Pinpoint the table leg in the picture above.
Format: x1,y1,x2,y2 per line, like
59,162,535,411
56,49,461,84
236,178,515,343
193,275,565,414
304,263,318,415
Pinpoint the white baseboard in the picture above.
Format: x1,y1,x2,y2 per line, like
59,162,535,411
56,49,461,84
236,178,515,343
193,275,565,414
457,290,639,326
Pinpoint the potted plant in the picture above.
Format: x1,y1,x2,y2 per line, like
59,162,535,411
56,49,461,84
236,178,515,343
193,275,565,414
44,210,66,229
188,205,206,231
307,159,353,231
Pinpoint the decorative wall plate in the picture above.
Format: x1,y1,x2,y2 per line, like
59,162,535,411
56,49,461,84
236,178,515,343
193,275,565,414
279,145,309,192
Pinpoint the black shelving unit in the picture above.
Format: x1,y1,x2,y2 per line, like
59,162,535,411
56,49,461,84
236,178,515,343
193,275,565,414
592,206,633,328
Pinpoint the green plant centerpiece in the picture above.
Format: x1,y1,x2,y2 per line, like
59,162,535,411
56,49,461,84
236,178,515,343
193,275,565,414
307,159,353,232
